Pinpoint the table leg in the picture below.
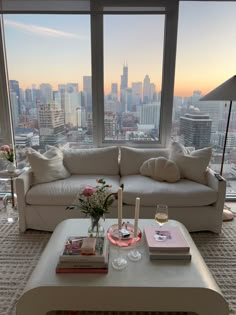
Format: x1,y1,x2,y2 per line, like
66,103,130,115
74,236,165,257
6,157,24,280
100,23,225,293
10,178,15,208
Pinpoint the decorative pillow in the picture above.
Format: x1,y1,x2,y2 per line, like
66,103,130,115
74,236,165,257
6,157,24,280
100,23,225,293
140,157,180,183
27,146,71,185
169,142,212,185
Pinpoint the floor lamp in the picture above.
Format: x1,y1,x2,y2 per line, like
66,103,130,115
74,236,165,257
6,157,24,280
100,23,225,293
200,75,236,221
200,75,236,176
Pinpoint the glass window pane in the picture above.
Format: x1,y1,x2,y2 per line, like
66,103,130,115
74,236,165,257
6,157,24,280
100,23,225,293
3,14,92,157
104,15,164,143
172,1,236,195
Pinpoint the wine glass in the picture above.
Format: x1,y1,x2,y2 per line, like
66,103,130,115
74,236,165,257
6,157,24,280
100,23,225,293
154,204,168,241
127,237,142,262
111,231,128,270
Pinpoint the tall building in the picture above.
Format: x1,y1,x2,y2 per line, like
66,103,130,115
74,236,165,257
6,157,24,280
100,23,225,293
39,83,53,105
111,83,118,100
120,64,128,106
37,101,65,150
9,80,21,114
180,113,212,149
143,75,151,103
132,82,142,107
83,76,92,112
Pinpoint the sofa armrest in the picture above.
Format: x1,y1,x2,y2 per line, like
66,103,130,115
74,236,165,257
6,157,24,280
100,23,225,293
15,169,33,232
206,168,226,221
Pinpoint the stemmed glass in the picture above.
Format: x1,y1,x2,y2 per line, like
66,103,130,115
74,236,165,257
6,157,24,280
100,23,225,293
111,231,128,270
154,204,169,241
128,237,142,261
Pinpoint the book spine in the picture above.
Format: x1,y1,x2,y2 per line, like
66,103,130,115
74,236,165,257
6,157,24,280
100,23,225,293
56,268,108,274
149,254,191,260
59,256,105,262
149,248,190,253
57,262,108,269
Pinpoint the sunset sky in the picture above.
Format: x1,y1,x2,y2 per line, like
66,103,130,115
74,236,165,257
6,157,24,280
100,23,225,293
3,1,236,97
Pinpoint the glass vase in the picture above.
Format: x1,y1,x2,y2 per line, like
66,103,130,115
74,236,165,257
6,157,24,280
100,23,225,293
7,161,16,173
88,216,105,237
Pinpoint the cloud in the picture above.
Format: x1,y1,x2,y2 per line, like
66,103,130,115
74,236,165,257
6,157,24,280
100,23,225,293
4,19,87,40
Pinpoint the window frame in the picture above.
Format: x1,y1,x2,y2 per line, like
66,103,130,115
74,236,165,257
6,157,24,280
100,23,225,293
0,0,179,149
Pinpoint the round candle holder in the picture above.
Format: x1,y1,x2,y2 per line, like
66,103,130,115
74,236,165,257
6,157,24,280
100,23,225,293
107,223,142,247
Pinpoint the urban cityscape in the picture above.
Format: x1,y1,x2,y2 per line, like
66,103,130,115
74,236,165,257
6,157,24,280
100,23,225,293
1,63,236,194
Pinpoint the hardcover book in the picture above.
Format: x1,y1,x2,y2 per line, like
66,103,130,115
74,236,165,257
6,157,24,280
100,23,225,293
56,267,108,274
144,225,190,253
149,250,191,260
59,236,108,263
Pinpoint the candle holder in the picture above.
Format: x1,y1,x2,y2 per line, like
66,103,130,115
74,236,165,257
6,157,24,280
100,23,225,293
107,222,142,247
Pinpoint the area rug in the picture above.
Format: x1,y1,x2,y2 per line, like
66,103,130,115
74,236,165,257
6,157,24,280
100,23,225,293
0,220,236,315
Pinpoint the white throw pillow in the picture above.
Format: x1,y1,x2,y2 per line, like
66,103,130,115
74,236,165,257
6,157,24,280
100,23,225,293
140,157,181,183
169,142,212,185
27,146,70,185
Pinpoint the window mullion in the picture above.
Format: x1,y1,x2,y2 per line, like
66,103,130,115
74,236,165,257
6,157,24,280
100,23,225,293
0,16,14,147
91,6,104,147
159,1,179,148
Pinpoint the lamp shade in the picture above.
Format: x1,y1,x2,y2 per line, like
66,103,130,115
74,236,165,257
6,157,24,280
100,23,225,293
200,75,236,101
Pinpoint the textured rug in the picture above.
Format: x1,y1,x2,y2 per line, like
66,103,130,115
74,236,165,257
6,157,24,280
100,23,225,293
0,220,236,315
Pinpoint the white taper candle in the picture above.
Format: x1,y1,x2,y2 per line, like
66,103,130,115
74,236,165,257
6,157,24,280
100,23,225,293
118,187,123,230
134,197,140,238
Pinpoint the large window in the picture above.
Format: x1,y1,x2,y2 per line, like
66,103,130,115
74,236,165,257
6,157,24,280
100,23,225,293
172,1,236,196
3,14,92,154
103,14,165,143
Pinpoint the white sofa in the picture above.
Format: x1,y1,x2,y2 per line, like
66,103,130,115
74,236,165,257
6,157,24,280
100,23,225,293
15,146,226,233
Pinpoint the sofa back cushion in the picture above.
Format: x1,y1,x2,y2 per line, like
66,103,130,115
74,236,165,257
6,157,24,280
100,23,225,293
120,146,169,176
63,146,119,175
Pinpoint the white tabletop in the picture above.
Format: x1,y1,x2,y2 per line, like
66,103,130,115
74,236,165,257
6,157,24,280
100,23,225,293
17,219,229,315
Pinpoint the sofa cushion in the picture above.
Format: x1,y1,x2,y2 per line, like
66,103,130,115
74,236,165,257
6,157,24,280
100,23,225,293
140,157,180,183
26,175,120,206
169,142,212,185
120,175,217,207
120,146,169,176
27,146,70,185
63,146,119,175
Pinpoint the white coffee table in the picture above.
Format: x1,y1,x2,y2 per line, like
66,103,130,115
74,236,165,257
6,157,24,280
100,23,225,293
16,219,229,315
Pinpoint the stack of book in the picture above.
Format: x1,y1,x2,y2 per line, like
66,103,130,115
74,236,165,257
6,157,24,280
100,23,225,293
143,225,191,260
56,236,109,273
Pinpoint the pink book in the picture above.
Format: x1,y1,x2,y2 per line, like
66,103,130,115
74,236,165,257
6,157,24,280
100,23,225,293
144,225,190,252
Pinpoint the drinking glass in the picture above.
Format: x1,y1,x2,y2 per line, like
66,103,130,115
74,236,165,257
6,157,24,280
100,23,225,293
154,204,168,241
127,237,142,262
111,231,128,270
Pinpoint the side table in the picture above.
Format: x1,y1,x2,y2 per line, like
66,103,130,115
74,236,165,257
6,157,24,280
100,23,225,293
0,169,24,222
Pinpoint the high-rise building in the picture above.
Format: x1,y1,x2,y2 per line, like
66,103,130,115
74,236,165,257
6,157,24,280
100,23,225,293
37,101,65,150
120,64,128,106
83,76,92,112
180,113,212,149
9,80,21,114
39,83,53,105
143,75,151,103
132,82,142,107
111,83,118,100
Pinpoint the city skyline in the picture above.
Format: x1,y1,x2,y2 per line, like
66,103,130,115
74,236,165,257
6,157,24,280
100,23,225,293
2,2,236,97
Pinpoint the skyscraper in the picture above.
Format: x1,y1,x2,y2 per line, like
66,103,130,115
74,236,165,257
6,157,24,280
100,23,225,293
180,113,212,149
111,83,118,100
9,80,21,114
38,102,65,150
120,64,128,106
83,76,92,112
143,75,151,103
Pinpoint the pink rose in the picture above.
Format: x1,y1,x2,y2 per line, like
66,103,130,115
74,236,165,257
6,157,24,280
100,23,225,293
0,145,10,152
82,186,95,197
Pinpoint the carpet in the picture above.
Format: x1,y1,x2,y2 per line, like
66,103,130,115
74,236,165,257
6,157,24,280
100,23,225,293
0,220,236,315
